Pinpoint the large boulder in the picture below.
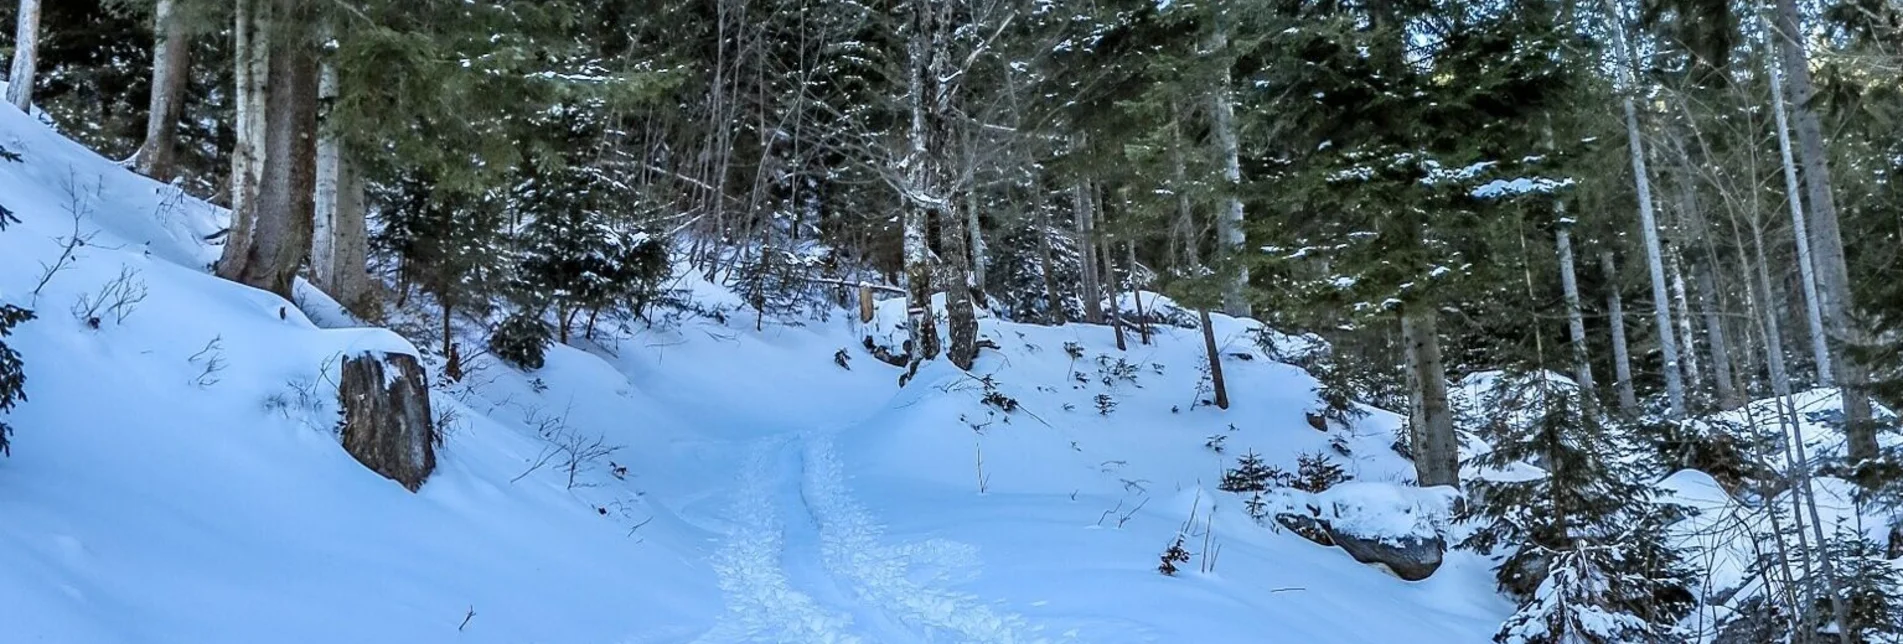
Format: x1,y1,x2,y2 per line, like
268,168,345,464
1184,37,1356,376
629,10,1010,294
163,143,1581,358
1311,482,1455,581
1323,523,1445,581
338,351,436,491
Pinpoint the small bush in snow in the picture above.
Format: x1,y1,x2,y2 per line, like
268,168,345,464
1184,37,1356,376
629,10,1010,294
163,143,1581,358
978,375,1018,412
1219,451,1290,493
1292,452,1349,493
0,302,33,456
1157,535,1191,576
1095,355,1139,387
488,312,552,370
1094,393,1118,415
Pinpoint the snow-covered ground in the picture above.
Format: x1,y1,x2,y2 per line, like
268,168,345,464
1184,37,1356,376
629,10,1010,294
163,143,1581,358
0,93,1524,642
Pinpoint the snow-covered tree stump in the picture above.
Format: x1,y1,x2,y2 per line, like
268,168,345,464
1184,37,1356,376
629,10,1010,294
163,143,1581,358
338,351,435,491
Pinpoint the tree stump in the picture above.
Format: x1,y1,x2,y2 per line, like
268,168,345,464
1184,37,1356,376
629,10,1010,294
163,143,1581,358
338,351,436,491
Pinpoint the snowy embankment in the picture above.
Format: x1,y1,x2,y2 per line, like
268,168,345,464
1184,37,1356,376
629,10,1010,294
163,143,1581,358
0,101,1512,642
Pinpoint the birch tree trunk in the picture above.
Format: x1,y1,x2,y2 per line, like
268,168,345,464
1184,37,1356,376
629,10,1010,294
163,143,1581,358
1772,0,1876,464
219,0,317,300
966,189,987,302
5,0,38,112
1555,221,1597,397
1604,0,1686,417
1603,251,1641,414
1205,15,1249,318
222,0,272,270
312,42,373,315
131,0,190,182
1402,303,1459,488
900,0,939,371
1765,50,1834,387
1669,243,1703,396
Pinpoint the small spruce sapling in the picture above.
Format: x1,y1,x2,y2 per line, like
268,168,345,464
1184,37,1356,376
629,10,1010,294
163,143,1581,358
1158,535,1191,576
1293,452,1349,493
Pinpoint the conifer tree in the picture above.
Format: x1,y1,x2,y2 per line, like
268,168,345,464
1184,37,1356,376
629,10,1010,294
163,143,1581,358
1462,377,1694,642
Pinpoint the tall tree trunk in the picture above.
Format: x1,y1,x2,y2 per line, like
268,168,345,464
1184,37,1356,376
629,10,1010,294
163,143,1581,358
1765,46,1834,388
1669,243,1703,396
223,0,272,266
5,0,38,112
1199,308,1228,410
1168,109,1199,274
1073,178,1104,324
966,188,987,303
1205,16,1249,318
1555,221,1597,398
1401,303,1458,488
1695,264,1740,408
131,0,190,182
942,201,978,370
1765,13,1876,463
1127,242,1150,345
1603,251,1641,414
217,0,317,300
1604,0,1686,417
1036,202,1065,325
312,41,373,315
1748,211,1858,644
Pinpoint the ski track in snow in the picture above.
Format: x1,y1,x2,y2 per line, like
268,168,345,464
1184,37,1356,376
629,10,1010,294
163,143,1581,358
693,441,863,644
799,433,1051,644
694,432,1050,643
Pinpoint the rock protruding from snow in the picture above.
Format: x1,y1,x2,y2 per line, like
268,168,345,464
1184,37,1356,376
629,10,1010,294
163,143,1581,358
338,351,435,491
1324,524,1444,581
1276,482,1454,581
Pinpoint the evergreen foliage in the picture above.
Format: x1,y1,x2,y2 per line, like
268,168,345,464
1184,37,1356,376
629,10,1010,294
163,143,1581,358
488,312,551,371
1462,377,1693,640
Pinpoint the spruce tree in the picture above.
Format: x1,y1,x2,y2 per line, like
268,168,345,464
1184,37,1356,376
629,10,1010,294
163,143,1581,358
1462,376,1694,642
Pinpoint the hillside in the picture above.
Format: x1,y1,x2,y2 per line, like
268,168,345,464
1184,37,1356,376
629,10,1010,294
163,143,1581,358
0,96,1516,642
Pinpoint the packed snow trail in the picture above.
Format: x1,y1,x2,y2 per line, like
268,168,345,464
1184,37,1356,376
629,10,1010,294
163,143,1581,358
692,430,1050,644
692,439,864,644
799,432,1051,644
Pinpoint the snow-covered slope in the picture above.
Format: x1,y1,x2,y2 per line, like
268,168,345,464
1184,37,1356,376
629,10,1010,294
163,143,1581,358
0,102,1513,642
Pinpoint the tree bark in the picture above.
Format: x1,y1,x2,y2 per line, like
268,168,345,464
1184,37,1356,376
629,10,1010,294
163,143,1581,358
1200,308,1228,410
1168,109,1200,273
1555,221,1597,398
1603,251,1641,414
217,0,317,300
223,0,272,268
1402,303,1458,488
1765,44,1834,388
1747,208,1859,644
1035,201,1065,325
131,0,191,182
1694,263,1740,408
312,42,374,315
1072,178,1104,324
1205,15,1249,318
942,200,978,370
1604,0,1686,417
5,0,39,112
1668,243,1703,396
1765,11,1877,463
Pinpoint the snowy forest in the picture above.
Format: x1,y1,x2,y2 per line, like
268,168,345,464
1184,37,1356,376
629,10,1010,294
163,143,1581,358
0,0,1900,641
